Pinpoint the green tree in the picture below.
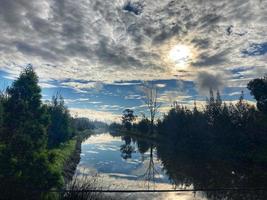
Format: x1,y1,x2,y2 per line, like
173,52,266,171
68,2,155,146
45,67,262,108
4,66,49,148
0,66,61,197
47,94,73,147
72,117,95,131
216,90,222,107
0,94,4,137
247,76,267,114
231,91,256,128
122,109,136,131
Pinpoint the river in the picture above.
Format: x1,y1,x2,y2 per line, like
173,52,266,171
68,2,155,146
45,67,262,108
74,132,267,200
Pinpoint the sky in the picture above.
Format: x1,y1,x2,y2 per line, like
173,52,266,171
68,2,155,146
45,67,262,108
0,0,267,123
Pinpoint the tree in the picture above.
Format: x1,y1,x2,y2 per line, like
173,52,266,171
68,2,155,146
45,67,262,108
232,91,256,128
109,122,122,131
0,93,4,138
137,117,150,134
120,136,135,159
122,109,136,131
206,88,216,125
0,66,61,197
72,117,95,131
216,90,222,107
4,65,49,151
47,94,73,147
247,77,267,114
141,83,160,134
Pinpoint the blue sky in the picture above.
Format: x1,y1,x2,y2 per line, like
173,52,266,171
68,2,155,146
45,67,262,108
0,0,266,122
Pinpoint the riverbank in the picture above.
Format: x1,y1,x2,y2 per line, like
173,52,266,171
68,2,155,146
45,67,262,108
62,139,82,184
110,129,159,143
49,129,94,188
49,139,79,187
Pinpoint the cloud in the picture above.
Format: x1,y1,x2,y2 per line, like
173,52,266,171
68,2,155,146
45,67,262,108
158,90,192,105
196,71,225,93
98,104,124,111
111,82,141,86
192,51,229,67
2,0,266,124
123,1,144,15
155,83,166,88
0,0,266,95
38,82,57,88
124,94,142,100
61,81,103,92
69,108,121,123
63,98,102,105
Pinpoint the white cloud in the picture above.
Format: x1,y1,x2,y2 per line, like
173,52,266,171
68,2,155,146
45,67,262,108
0,0,266,91
98,104,124,111
124,94,142,100
158,90,192,105
69,108,121,123
155,83,166,88
38,82,57,88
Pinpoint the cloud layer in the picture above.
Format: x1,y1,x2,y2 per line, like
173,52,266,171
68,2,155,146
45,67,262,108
0,0,267,121
0,0,266,88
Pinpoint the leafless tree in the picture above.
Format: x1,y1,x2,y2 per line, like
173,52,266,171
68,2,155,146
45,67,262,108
140,146,159,189
141,83,161,134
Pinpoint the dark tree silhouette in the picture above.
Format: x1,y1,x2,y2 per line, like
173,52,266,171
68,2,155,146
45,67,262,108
47,93,73,148
248,76,267,115
0,66,61,198
137,116,150,134
120,136,135,159
122,109,136,131
141,83,160,134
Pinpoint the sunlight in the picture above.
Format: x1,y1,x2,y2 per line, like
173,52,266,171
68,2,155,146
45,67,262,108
168,44,192,69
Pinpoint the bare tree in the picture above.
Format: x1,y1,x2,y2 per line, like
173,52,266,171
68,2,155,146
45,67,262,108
140,146,159,189
141,83,160,134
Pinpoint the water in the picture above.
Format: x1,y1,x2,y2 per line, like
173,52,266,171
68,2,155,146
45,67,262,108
75,132,267,200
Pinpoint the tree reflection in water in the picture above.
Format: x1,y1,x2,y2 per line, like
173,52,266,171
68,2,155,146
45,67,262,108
156,139,267,200
140,146,159,189
120,134,267,200
120,136,159,189
120,136,135,159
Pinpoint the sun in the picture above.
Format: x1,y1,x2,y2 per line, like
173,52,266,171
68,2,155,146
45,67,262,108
168,44,192,69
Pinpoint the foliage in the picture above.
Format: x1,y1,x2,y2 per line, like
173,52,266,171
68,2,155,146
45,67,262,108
109,122,122,130
0,92,4,140
122,109,136,130
157,90,260,146
47,94,74,148
248,76,267,115
136,117,150,134
0,66,61,198
0,66,87,199
131,85,267,166
72,117,95,131
49,139,78,185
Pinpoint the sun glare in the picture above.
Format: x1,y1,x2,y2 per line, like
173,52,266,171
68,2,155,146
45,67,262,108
169,44,192,69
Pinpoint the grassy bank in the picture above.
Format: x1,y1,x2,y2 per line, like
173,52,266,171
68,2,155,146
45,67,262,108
50,130,94,186
49,139,78,186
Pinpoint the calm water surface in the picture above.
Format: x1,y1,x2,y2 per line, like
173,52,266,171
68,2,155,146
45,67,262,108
75,132,267,200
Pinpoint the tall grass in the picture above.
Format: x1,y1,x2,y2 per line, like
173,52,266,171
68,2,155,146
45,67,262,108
60,174,119,200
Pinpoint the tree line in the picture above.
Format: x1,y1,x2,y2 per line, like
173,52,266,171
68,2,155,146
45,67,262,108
110,77,267,199
112,77,267,162
0,66,93,199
